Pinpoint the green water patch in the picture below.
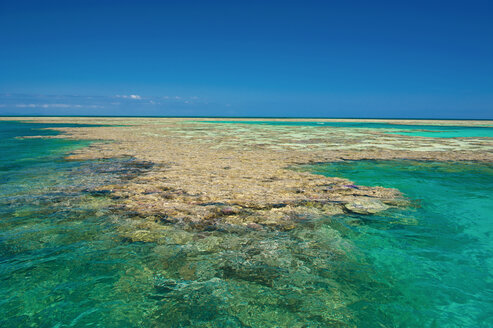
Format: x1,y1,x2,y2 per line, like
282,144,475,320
0,122,159,327
199,120,493,138
0,121,94,193
305,160,493,327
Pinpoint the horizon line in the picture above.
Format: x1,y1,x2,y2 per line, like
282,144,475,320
0,115,492,121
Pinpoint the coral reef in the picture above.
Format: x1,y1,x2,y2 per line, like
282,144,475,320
2,117,491,237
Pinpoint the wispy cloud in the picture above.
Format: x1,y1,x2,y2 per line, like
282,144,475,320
14,103,104,109
115,94,142,100
0,93,221,116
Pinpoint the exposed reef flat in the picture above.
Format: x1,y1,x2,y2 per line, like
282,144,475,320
2,117,492,238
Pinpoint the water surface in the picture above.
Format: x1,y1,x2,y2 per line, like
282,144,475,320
1,121,492,327
306,160,493,327
200,120,493,138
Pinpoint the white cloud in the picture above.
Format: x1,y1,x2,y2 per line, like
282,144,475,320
14,103,103,109
1,94,211,113
116,94,142,100
15,104,38,108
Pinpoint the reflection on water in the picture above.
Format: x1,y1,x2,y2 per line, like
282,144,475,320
1,121,492,327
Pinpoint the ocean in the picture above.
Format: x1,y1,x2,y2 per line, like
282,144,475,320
0,120,492,327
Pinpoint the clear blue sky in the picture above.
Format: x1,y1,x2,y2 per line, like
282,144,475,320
0,0,492,118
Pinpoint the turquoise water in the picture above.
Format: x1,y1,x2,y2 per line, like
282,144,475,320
200,120,493,138
307,160,493,327
1,121,493,327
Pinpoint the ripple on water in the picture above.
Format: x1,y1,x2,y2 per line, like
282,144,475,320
1,121,492,327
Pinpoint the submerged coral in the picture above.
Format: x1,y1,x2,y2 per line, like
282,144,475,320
3,117,491,238
1,119,492,327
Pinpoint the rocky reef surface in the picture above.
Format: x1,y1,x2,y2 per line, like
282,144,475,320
3,117,492,240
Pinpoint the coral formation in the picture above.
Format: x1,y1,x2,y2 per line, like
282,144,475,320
2,117,491,238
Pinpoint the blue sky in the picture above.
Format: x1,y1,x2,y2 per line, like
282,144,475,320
0,0,492,118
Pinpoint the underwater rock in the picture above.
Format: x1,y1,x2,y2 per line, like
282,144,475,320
194,235,223,252
343,184,359,189
220,263,284,287
246,222,263,230
219,205,240,215
344,198,389,214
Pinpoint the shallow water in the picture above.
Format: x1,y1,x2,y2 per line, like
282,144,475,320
306,160,493,327
200,120,493,138
1,121,492,327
